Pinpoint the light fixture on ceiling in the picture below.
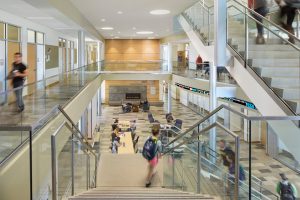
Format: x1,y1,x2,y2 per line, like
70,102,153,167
117,11,123,14
101,27,114,30
26,16,54,20
101,18,106,22
150,9,170,15
136,31,154,35
118,31,121,34
148,37,155,39
114,36,120,39
132,27,136,30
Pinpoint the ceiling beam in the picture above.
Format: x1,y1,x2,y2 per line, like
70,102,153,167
48,0,104,42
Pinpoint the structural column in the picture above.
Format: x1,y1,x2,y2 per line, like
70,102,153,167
167,43,173,72
97,87,102,116
209,0,227,158
96,42,101,72
78,30,86,68
168,83,172,113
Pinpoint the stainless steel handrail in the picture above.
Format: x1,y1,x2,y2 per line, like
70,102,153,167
232,0,300,43
162,121,240,199
165,104,300,149
228,4,300,51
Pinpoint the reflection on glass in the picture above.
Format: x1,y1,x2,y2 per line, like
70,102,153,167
0,22,5,39
7,24,20,41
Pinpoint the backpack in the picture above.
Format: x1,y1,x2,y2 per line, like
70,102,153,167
280,182,295,200
239,165,246,181
142,137,158,161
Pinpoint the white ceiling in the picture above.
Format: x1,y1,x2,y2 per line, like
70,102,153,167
0,0,83,38
69,0,198,39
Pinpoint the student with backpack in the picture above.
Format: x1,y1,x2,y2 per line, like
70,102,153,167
142,125,162,187
276,173,298,200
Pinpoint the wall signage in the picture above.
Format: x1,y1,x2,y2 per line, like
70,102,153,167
175,82,256,110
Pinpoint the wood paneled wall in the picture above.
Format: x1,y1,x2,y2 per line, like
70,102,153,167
105,39,160,61
104,80,160,104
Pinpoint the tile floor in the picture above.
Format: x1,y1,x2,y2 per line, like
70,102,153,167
97,100,300,198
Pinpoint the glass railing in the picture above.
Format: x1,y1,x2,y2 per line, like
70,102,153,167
0,64,100,167
163,104,300,199
51,119,98,200
182,0,300,116
172,62,236,84
85,60,169,72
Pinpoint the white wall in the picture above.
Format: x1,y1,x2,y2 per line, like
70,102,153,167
0,9,78,80
189,42,198,69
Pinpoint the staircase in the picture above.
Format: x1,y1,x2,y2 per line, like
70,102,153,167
68,187,215,200
226,19,300,114
179,0,300,164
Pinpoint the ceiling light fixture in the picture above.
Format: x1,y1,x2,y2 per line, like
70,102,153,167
101,27,114,30
150,9,170,15
136,31,154,35
114,36,120,39
101,18,106,22
148,37,155,39
117,11,123,14
132,27,136,30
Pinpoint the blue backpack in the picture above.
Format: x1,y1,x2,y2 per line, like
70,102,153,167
142,137,157,161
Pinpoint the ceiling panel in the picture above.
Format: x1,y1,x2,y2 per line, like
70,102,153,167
70,0,198,39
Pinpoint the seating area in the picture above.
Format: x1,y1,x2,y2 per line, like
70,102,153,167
110,118,140,154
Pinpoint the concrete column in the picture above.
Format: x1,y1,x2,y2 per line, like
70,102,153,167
78,30,86,68
168,83,172,113
209,0,227,159
167,43,173,72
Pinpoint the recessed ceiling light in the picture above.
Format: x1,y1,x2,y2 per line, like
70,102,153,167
101,18,106,22
136,31,154,35
117,11,123,14
27,16,54,20
118,31,121,34
150,9,170,15
101,27,114,30
132,27,136,30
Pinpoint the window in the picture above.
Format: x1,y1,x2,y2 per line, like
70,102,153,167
27,30,35,43
7,24,20,41
59,38,66,47
0,22,5,39
36,32,44,44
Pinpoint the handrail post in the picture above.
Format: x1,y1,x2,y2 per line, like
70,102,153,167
245,6,249,67
234,135,240,200
172,153,175,188
51,135,57,200
87,155,90,190
248,120,252,199
94,155,98,187
29,130,33,200
197,135,201,194
71,133,75,196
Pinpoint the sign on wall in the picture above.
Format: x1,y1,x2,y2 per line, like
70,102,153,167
45,45,59,69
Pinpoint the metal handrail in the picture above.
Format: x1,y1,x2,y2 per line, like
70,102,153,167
228,5,300,51
57,105,97,158
232,0,300,43
165,104,300,150
162,121,240,199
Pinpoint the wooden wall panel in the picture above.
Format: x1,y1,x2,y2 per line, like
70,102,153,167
105,80,160,104
105,39,160,62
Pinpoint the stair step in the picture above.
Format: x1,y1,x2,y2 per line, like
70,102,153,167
250,58,299,68
253,66,300,77
248,51,299,59
273,87,300,100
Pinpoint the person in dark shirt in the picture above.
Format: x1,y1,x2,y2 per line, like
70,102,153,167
11,53,28,112
219,139,234,167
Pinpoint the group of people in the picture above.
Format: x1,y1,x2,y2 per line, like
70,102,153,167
111,118,137,154
219,139,298,200
250,0,299,44
121,100,150,113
